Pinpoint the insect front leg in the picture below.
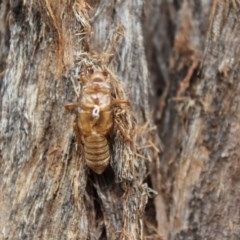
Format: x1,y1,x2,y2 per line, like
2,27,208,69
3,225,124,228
65,102,81,112
80,70,90,84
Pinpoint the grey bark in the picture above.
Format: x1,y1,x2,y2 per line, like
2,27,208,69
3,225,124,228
0,1,154,240
144,0,240,239
2,0,240,240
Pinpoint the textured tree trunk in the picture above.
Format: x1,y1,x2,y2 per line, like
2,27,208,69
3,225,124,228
1,0,240,240
144,0,240,239
0,1,154,239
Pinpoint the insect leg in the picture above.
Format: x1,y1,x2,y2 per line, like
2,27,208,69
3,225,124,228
80,70,90,84
112,99,130,107
65,102,81,112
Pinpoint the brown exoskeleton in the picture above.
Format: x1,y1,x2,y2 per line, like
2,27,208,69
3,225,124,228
65,69,130,174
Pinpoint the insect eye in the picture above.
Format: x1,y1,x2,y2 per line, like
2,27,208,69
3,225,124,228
102,70,108,77
92,105,100,119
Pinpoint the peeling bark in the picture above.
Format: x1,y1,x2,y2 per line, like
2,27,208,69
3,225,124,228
1,0,240,240
144,0,240,239
0,1,153,240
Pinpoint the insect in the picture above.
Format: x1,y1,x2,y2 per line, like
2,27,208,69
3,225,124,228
65,69,130,174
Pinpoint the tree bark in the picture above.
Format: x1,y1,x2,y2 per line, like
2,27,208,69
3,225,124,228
144,0,240,239
0,1,154,240
2,0,240,240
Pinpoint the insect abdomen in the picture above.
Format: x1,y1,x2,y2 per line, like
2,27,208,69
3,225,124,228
84,134,110,174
